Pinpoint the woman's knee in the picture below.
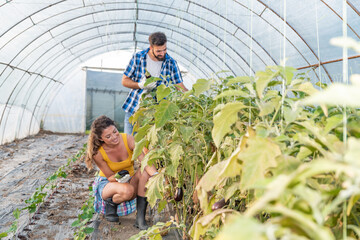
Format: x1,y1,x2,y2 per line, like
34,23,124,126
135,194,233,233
120,183,135,200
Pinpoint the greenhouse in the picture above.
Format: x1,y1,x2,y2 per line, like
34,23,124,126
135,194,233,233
1,0,360,239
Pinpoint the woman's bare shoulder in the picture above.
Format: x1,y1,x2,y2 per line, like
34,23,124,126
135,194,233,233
126,134,135,151
93,150,104,163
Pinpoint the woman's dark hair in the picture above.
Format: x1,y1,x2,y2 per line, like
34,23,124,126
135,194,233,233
85,115,116,170
149,32,167,46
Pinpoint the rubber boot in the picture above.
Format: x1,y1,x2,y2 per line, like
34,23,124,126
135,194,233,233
104,197,119,222
134,196,149,230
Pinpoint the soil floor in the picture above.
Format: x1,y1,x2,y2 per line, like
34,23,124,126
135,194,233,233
0,132,177,240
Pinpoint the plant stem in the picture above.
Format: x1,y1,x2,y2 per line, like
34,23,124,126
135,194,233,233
343,201,347,240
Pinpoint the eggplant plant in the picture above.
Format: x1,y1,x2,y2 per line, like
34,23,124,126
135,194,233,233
130,53,360,239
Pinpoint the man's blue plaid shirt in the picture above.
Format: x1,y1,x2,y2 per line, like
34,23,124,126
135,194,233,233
122,48,183,114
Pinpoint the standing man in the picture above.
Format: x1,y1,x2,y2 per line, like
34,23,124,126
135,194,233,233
122,32,188,135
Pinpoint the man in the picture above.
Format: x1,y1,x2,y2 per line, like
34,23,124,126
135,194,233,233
122,32,188,135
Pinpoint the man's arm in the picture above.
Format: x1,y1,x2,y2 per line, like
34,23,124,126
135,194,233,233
176,82,188,92
122,74,141,89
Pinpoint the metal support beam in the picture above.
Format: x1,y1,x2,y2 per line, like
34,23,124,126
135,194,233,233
297,55,360,70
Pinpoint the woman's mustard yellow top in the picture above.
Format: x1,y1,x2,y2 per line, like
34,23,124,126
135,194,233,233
98,133,135,177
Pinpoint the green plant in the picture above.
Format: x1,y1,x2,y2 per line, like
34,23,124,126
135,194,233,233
129,218,182,240
130,60,360,240
72,186,95,240
130,76,221,237
189,38,360,240
0,209,20,239
0,144,87,239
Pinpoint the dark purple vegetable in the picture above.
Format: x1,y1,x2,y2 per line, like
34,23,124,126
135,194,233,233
174,187,183,202
212,198,226,211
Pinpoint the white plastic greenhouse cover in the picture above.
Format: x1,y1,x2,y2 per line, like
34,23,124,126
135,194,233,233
0,0,359,144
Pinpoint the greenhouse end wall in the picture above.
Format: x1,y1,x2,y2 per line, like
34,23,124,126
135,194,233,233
43,70,86,134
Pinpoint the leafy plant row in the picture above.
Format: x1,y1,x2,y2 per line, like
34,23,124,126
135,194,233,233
129,38,360,240
72,186,95,240
0,144,87,239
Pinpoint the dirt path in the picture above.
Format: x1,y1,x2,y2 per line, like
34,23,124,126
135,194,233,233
0,132,177,240
0,132,91,239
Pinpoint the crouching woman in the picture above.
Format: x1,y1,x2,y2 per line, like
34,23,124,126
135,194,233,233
85,115,157,230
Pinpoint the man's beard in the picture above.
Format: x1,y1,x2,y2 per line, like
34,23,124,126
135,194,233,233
152,49,165,61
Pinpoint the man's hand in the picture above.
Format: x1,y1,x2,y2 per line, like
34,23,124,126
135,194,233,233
138,77,157,91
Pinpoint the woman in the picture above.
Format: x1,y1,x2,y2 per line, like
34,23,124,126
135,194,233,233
85,115,157,230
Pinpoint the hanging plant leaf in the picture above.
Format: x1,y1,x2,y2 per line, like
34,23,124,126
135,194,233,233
324,114,343,134
132,138,148,161
156,84,171,100
155,100,179,128
192,79,212,96
166,143,183,178
291,82,318,96
272,65,296,85
212,102,247,147
226,76,253,86
134,123,152,142
145,173,165,207
147,124,158,147
255,68,279,99
214,89,250,100
239,136,281,191
179,126,193,143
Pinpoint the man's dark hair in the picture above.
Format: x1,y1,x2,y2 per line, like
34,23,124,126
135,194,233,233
149,32,167,46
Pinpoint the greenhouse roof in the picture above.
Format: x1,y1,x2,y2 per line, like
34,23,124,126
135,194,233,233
0,0,359,144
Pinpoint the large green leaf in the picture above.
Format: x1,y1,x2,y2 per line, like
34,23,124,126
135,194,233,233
141,149,164,172
255,68,279,99
196,161,228,212
215,215,266,240
296,146,313,160
197,161,227,193
324,114,343,134
166,143,183,178
132,138,148,161
0,232,8,238
265,205,335,240
245,174,292,217
244,83,256,97
302,82,360,107
239,136,281,190
192,209,240,240
192,79,212,96
291,82,318,96
218,145,242,180
344,137,360,167
226,76,253,86
259,97,279,116
293,159,356,184
280,65,296,85
165,163,177,178
156,84,171,100
296,121,336,153
147,124,158,147
284,106,301,124
179,126,193,143
134,124,152,142
294,132,327,157
155,100,179,128
291,185,323,224
212,102,247,147
214,89,249,100
145,173,165,207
